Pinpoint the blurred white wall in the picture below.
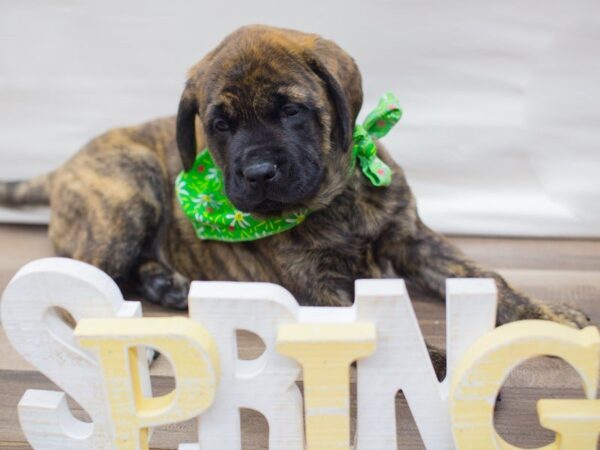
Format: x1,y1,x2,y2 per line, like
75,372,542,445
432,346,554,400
1,0,599,236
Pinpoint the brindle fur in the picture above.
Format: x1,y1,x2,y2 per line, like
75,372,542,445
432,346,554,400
0,26,589,377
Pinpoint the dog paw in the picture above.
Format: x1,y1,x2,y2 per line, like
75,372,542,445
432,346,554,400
137,262,190,310
537,302,591,329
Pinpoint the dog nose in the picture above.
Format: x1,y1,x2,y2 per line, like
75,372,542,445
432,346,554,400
243,162,277,185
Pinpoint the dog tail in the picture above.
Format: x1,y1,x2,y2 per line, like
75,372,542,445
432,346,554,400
0,173,52,207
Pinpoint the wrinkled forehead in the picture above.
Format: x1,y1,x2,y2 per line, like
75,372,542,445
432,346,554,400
203,47,325,120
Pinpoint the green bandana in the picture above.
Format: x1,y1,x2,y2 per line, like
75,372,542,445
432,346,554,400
176,92,402,242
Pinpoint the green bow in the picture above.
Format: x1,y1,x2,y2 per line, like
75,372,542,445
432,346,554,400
352,92,402,186
175,92,402,242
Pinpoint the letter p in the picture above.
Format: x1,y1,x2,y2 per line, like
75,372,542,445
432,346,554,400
75,317,220,450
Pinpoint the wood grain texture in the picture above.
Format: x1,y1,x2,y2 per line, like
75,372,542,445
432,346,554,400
0,224,599,449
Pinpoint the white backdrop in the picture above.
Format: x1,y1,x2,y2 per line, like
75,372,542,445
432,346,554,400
1,0,599,237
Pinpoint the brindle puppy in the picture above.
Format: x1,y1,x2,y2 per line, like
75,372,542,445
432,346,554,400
0,25,589,376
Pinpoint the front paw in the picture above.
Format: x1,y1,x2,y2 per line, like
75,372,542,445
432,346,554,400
137,262,190,310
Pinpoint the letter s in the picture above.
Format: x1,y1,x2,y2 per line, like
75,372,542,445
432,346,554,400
1,257,149,449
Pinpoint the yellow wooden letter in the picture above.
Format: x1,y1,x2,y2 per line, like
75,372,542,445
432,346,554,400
538,399,600,449
277,323,376,450
75,317,220,450
450,320,600,450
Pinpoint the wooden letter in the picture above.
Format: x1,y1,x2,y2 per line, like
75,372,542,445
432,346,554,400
277,323,376,450
450,321,600,450
538,399,600,449
184,282,304,450
355,278,497,450
1,257,147,450
75,317,220,450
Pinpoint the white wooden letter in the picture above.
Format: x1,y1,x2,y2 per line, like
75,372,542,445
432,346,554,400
1,257,149,450
181,282,304,450
354,278,497,450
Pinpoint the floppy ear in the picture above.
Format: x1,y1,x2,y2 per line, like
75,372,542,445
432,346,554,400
176,81,199,172
304,38,363,152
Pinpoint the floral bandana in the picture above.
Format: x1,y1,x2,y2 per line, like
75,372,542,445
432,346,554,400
175,92,402,242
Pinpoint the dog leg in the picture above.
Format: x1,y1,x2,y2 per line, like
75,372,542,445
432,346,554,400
427,343,447,381
47,138,193,311
381,220,590,328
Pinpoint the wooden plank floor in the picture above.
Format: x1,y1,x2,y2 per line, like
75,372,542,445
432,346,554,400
0,224,598,449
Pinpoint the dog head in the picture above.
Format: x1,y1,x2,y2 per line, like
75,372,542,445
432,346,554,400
176,25,363,215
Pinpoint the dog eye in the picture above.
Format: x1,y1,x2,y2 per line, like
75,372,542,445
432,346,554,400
281,103,300,117
213,118,230,132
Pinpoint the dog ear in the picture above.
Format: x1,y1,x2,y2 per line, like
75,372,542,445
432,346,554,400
304,38,363,152
176,52,217,172
176,81,199,172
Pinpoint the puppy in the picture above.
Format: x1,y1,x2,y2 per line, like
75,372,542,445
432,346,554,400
0,25,589,375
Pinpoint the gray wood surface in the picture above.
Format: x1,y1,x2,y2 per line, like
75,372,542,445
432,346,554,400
0,224,598,449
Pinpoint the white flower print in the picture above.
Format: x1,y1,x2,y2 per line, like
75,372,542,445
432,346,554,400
226,210,251,229
205,167,219,181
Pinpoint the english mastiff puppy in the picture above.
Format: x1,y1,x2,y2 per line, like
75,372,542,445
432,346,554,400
0,25,588,375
